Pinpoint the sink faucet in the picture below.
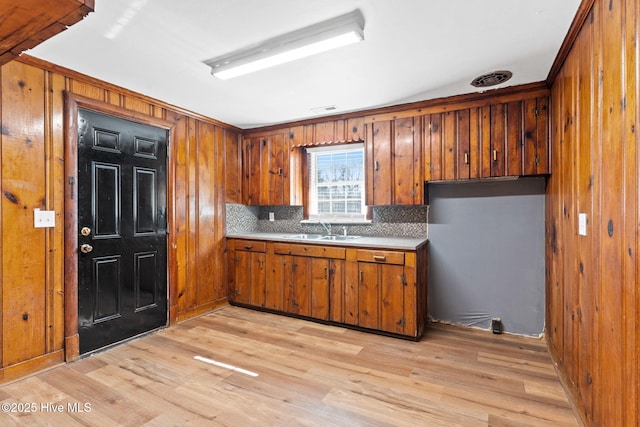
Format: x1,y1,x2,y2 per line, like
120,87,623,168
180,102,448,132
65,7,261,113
319,221,332,235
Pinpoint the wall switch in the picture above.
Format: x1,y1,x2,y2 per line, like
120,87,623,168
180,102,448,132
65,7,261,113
34,208,56,228
578,213,587,236
269,212,275,222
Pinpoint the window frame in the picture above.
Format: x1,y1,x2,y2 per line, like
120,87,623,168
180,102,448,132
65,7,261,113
305,143,366,222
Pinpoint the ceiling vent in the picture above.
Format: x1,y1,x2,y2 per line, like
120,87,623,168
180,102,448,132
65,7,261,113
470,70,512,88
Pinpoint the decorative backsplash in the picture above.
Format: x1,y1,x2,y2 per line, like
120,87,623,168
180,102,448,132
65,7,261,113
225,204,428,238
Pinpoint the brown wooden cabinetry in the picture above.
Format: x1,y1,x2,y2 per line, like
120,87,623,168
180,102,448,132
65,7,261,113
228,240,266,306
345,248,425,337
365,117,422,205
242,133,290,206
424,96,549,182
228,238,427,339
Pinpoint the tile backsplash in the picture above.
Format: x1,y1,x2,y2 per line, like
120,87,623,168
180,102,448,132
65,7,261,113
225,204,428,238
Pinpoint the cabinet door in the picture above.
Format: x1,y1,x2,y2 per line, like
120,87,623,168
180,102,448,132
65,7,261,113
442,111,457,181
260,134,290,205
489,103,506,177
366,121,392,205
424,113,443,181
224,131,242,203
344,259,359,326
505,101,523,176
358,262,379,330
523,96,549,175
393,117,422,204
243,137,261,205
265,253,285,310
456,109,471,179
285,256,310,316
249,252,266,307
232,250,251,304
379,264,406,334
310,258,330,320
329,259,344,323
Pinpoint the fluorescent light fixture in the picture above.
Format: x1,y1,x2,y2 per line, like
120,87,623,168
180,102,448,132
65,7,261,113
204,10,364,80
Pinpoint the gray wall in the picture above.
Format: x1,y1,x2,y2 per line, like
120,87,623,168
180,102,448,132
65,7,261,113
427,178,546,336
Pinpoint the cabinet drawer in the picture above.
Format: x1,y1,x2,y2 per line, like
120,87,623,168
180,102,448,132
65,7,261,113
232,240,266,252
277,243,346,259
356,249,405,265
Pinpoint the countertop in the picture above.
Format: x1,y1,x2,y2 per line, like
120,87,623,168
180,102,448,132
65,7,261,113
226,232,429,251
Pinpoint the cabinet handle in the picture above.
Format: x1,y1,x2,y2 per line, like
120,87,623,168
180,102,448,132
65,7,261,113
244,244,253,250
278,167,283,176
464,152,469,165
359,270,364,283
493,149,498,161
373,255,386,261
374,160,379,171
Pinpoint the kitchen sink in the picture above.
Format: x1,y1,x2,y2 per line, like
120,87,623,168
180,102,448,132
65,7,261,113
282,233,323,240
319,235,361,241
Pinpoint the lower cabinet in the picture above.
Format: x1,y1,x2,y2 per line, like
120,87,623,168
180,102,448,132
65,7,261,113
227,238,428,339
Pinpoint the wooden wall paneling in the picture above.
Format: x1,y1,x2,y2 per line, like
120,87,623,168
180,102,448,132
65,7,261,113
442,111,456,180
598,1,624,424
523,98,539,176
48,71,66,354
456,109,471,179
622,1,638,424
186,118,199,311
1,62,47,366
243,137,260,205
282,134,291,205
68,79,105,102
505,101,523,176
214,127,227,302
334,119,347,143
575,16,595,421
195,122,217,305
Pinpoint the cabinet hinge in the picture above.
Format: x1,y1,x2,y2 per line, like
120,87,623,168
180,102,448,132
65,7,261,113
396,318,406,326
535,155,540,165
534,107,539,117
234,256,240,263
428,123,432,131
412,188,416,197
234,289,240,297
401,274,407,286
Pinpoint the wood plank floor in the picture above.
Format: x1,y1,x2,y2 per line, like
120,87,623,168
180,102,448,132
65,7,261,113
0,306,578,426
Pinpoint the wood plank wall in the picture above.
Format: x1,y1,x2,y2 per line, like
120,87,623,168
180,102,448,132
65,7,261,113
0,57,239,381
546,0,639,425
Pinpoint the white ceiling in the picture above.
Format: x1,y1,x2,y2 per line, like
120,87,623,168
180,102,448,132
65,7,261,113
27,0,581,129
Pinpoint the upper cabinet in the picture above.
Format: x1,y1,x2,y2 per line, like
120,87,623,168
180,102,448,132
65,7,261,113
424,95,549,182
224,130,243,204
0,0,94,66
365,117,423,206
242,133,291,206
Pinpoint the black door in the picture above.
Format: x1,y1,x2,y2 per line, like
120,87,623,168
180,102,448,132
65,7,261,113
77,108,168,355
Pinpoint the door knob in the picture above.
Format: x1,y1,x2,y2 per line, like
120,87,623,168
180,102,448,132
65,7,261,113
80,244,93,254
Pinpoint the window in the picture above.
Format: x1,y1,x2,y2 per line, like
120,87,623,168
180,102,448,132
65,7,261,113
308,143,365,220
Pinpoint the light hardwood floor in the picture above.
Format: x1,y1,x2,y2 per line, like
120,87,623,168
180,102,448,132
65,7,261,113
0,306,578,426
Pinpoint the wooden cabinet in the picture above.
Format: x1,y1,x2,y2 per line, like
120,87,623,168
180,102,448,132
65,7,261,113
228,240,266,306
224,130,242,203
345,248,425,337
242,133,290,206
228,238,428,339
0,0,94,66
424,96,549,182
365,117,423,206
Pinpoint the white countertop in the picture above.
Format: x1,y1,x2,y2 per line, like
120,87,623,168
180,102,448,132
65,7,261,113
226,232,428,251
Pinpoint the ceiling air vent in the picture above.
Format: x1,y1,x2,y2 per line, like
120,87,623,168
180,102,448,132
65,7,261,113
470,70,512,88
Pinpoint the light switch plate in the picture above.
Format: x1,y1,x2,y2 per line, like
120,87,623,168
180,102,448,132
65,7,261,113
578,213,587,236
34,209,56,228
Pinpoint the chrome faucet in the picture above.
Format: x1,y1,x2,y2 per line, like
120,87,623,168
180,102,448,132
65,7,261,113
319,221,332,235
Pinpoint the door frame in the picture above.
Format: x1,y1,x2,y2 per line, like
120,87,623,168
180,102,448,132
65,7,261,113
63,92,176,362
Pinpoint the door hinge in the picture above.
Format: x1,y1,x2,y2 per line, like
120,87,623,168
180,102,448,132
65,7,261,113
401,274,407,286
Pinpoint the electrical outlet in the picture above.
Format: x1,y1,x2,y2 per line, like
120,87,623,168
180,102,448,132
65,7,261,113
578,213,587,236
34,209,56,228
491,317,502,334
269,212,275,222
